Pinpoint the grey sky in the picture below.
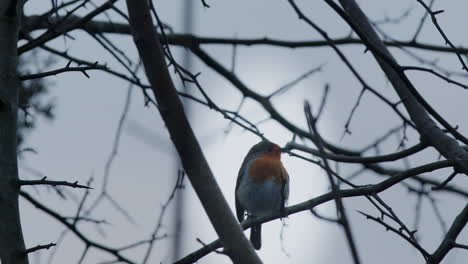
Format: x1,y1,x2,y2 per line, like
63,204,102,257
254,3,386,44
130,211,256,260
19,0,468,263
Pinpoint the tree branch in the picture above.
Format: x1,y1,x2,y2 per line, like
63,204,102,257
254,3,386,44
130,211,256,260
176,159,455,263
19,64,107,80
19,177,91,189
304,102,361,264
23,243,56,255
125,1,261,263
427,204,468,263
325,0,468,175
22,15,468,56
357,211,429,258
19,190,137,264
285,141,428,164
18,0,118,54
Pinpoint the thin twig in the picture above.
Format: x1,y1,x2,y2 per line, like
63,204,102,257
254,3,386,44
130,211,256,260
432,170,458,190
23,243,56,255
304,101,361,264
357,210,429,258
19,64,106,80
19,177,92,189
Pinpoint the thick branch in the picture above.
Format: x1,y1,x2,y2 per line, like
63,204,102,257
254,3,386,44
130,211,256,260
330,0,468,176
427,204,468,263
125,1,261,263
22,15,468,56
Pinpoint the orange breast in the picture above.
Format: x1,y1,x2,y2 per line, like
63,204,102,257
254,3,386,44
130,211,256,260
248,155,289,184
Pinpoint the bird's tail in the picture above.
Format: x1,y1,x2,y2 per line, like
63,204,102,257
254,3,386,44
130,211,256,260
250,224,262,250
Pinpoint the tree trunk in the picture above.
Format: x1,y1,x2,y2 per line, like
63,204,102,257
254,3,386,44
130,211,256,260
0,1,28,263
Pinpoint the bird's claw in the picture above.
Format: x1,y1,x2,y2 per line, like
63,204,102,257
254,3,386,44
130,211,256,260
280,206,288,220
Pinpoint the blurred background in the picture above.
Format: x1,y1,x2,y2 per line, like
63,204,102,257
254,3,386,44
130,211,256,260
17,0,468,263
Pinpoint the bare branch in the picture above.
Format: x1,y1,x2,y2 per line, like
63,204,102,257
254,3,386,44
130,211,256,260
428,204,468,263
268,64,324,98
19,177,92,189
325,0,468,173
125,1,261,263
304,101,361,264
415,0,468,71
21,16,468,56
23,243,56,255
176,159,454,263
402,65,468,89
357,211,429,258
431,170,458,190
20,190,137,264
18,0,119,54
142,171,184,264
19,64,107,80
285,141,428,164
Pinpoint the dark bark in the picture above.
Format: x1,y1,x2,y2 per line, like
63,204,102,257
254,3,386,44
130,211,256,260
0,1,28,263
125,1,262,263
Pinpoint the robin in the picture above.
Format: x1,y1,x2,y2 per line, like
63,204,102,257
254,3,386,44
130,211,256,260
235,140,290,250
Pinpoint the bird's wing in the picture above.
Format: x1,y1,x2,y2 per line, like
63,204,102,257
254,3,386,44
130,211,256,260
235,194,245,223
280,164,290,207
235,155,250,222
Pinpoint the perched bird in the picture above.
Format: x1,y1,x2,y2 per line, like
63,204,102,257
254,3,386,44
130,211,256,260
235,140,290,250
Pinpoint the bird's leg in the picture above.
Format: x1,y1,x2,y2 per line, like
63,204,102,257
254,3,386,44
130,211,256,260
246,213,257,224
280,204,287,220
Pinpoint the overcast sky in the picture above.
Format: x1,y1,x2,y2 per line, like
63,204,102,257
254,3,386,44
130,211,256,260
19,1,468,263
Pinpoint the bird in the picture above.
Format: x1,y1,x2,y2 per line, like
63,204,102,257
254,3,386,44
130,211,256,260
235,140,290,250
